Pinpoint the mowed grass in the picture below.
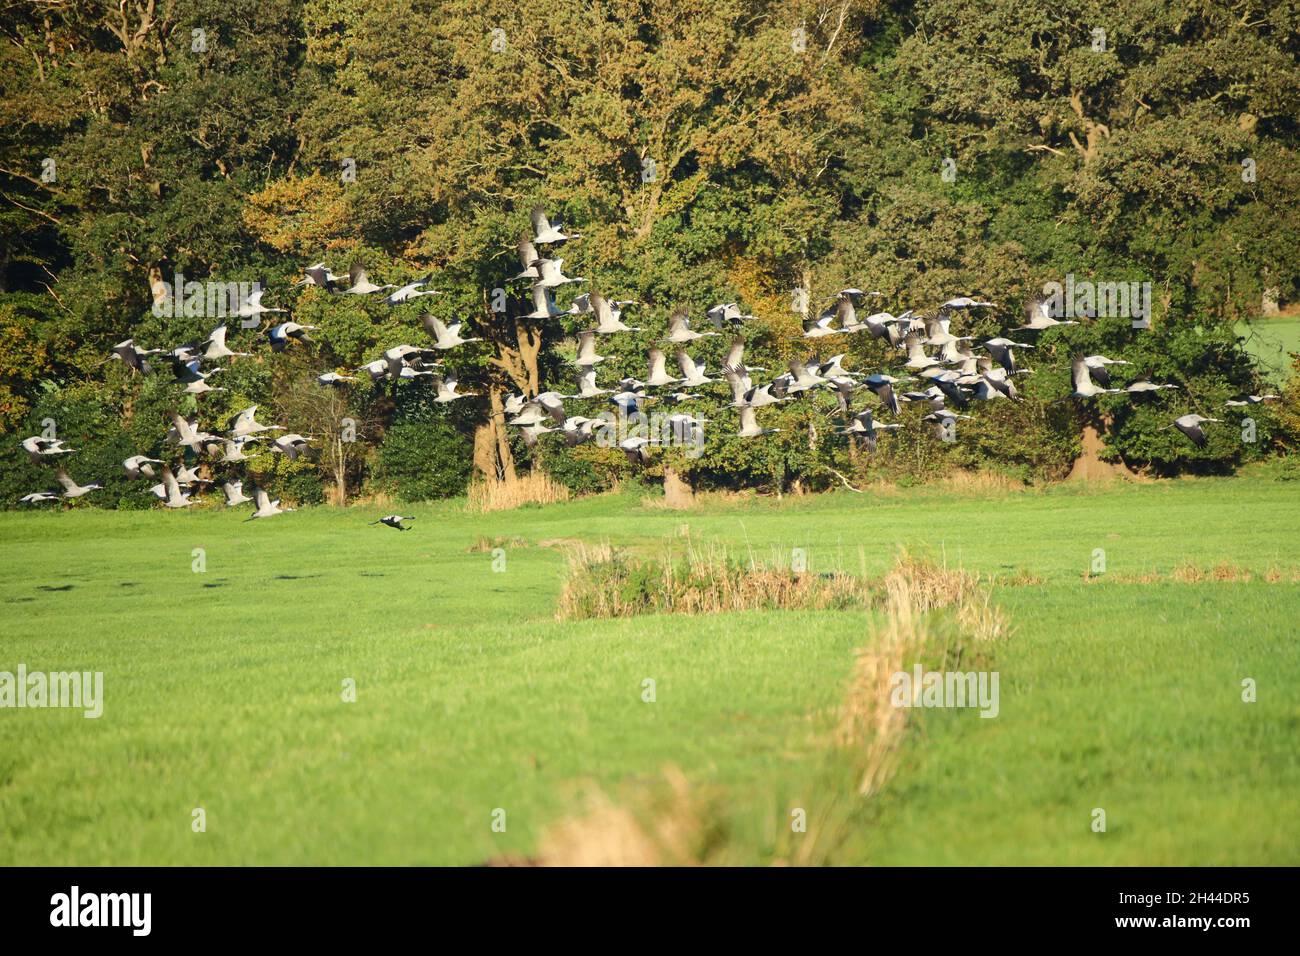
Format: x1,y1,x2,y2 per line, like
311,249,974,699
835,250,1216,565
862,582,1300,865
1236,315,1300,383
1,475,1298,865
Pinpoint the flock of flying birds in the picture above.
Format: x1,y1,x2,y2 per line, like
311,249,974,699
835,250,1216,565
17,204,1279,519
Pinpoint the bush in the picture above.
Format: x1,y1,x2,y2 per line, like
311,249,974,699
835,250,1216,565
683,401,826,493
378,412,473,500
244,453,327,506
0,382,158,509
947,399,1077,482
529,441,621,495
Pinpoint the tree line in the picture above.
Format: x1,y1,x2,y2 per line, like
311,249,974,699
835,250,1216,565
1,0,1297,507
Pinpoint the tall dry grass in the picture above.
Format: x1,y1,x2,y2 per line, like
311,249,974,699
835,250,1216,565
526,767,729,867
838,576,931,797
639,488,758,512
553,540,1012,635
554,537,877,621
465,534,530,553
840,551,1009,797
885,548,1009,642
936,469,1026,494
348,489,395,509
465,471,570,513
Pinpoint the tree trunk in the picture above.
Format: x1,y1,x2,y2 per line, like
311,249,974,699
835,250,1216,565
472,421,497,479
473,387,518,483
663,465,695,509
1068,421,1136,481
333,436,346,505
489,388,517,483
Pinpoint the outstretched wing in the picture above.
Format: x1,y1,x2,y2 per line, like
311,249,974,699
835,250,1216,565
531,205,551,236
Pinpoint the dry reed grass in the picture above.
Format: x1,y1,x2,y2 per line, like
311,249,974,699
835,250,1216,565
485,767,729,867
1006,568,1046,586
554,537,878,621
1172,561,1253,583
936,470,1027,494
1083,561,1294,584
838,575,932,796
533,768,728,866
348,489,395,509
838,551,1009,796
639,488,757,512
884,548,1009,642
465,471,570,513
1081,569,1162,584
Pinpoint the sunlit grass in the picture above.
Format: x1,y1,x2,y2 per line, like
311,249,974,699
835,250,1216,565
1,473,1298,864
1236,315,1300,383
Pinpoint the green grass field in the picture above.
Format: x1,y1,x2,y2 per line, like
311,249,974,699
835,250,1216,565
1237,316,1300,383
2,475,1299,865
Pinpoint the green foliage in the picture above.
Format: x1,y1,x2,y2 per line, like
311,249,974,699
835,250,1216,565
530,443,622,496
241,450,327,506
946,402,1078,483
1,0,1297,504
1,383,155,509
377,389,474,500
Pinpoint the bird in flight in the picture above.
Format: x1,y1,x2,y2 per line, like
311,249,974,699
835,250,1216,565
371,515,415,531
